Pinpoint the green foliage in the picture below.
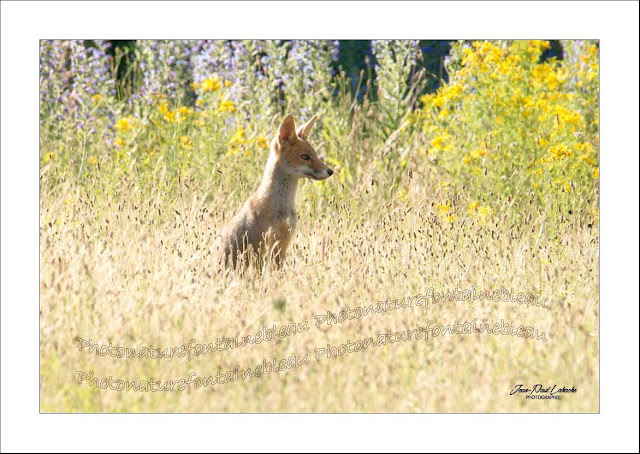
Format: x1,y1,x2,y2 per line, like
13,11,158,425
40,40,599,230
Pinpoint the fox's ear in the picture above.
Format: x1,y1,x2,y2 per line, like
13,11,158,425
296,115,317,140
278,115,297,145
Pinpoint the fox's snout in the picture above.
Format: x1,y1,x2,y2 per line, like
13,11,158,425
309,167,333,180
306,157,333,180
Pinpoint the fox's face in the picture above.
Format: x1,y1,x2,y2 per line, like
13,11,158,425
273,115,334,181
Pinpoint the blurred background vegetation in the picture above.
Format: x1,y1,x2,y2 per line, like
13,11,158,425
100,40,566,99
40,40,599,231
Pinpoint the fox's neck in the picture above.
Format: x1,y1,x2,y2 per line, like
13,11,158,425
255,155,298,212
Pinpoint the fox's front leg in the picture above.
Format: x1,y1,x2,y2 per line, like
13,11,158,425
263,227,291,269
275,227,296,269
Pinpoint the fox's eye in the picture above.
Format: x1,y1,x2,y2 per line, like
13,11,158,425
300,154,310,160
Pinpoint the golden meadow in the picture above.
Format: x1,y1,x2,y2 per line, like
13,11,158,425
40,40,599,412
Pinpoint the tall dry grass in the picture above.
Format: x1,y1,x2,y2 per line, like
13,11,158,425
40,178,598,412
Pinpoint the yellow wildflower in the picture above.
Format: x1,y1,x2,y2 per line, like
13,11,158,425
218,99,236,113
442,83,464,101
254,137,269,149
228,127,247,148
548,144,573,160
158,102,176,122
437,108,450,121
467,201,479,215
115,116,135,132
431,134,450,152
201,76,221,92
424,93,446,108
437,203,451,214
179,135,192,149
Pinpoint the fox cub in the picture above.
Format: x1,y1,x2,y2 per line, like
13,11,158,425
216,114,333,268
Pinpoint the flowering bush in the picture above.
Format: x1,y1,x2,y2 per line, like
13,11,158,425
414,40,599,225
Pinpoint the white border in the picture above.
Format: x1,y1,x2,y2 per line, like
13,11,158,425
2,1,639,453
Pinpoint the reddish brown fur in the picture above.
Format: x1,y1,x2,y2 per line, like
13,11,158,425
214,114,333,269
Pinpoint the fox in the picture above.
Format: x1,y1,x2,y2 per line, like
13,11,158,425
215,114,333,269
